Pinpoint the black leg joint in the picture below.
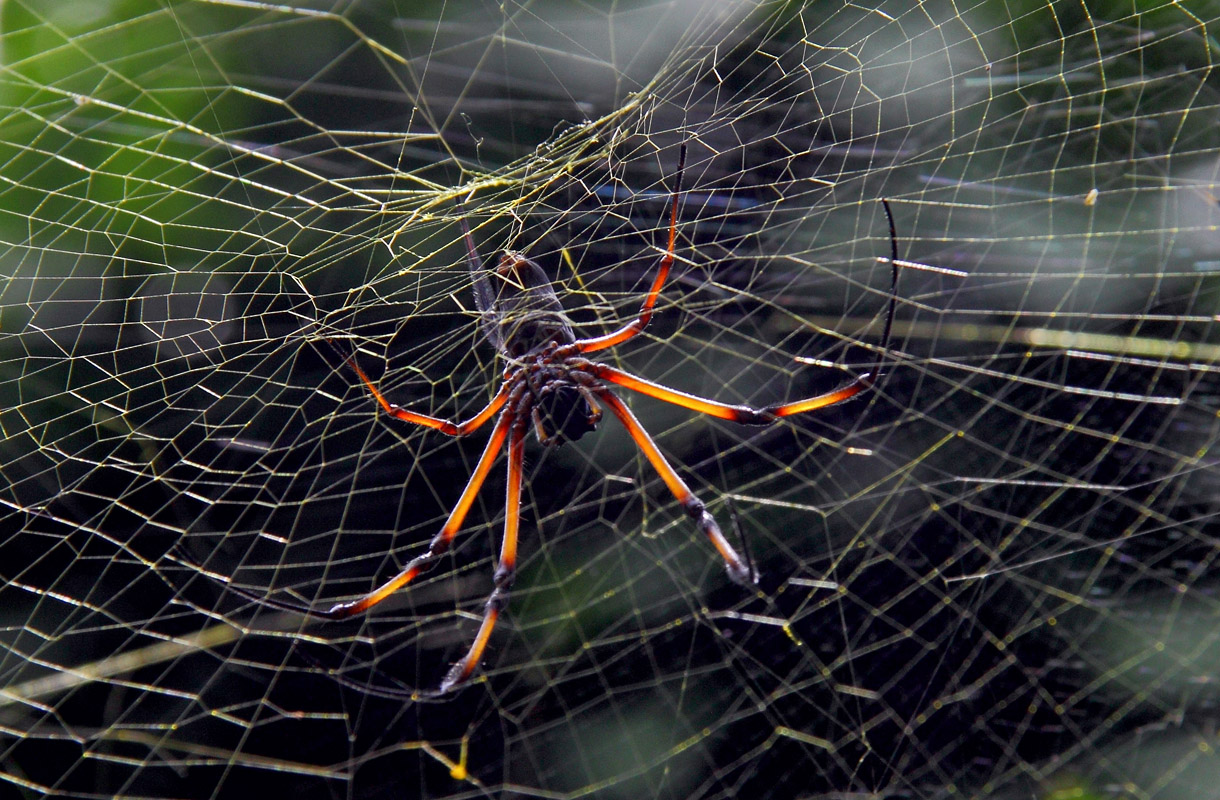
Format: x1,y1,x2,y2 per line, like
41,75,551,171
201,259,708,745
493,563,516,589
749,408,782,425
485,586,511,613
428,532,453,555
681,495,706,521
746,409,779,426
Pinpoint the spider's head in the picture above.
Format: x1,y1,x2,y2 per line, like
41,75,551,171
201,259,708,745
473,251,577,360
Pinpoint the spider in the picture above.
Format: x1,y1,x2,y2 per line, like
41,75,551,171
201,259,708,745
218,142,899,694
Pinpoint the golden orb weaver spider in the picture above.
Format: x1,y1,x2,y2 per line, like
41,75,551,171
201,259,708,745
213,141,900,694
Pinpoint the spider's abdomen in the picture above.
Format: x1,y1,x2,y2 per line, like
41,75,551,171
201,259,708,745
474,251,576,360
536,384,598,444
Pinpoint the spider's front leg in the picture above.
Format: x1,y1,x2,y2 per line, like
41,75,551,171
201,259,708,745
596,388,757,586
571,141,687,355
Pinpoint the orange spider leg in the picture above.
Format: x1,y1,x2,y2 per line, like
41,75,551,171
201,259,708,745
768,378,873,417
344,354,511,436
586,363,871,425
215,406,515,621
581,196,901,422
574,141,687,354
441,420,526,692
323,408,514,619
597,389,756,586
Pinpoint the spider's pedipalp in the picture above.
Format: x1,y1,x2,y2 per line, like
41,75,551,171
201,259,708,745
521,357,599,444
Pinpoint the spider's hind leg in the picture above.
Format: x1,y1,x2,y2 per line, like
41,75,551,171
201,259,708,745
441,420,527,692
597,388,757,586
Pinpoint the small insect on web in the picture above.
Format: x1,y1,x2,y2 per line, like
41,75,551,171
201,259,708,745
192,141,902,694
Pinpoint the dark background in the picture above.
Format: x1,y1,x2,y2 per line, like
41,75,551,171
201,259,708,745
3,1,1220,798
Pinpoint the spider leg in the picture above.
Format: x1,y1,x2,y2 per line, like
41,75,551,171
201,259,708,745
343,355,512,436
573,141,687,354
584,362,870,424
321,406,514,618
877,198,899,376
441,419,526,692
597,389,756,586
578,197,903,422
210,406,515,620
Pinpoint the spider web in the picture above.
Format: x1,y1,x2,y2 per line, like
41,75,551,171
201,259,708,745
3,0,1219,797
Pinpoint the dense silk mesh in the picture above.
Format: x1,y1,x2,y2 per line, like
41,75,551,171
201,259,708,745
3,2,1219,798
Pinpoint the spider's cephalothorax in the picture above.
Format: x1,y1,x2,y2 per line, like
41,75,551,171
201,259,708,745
211,142,900,695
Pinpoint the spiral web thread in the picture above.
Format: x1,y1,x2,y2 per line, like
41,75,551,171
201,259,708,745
3,1,1220,798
